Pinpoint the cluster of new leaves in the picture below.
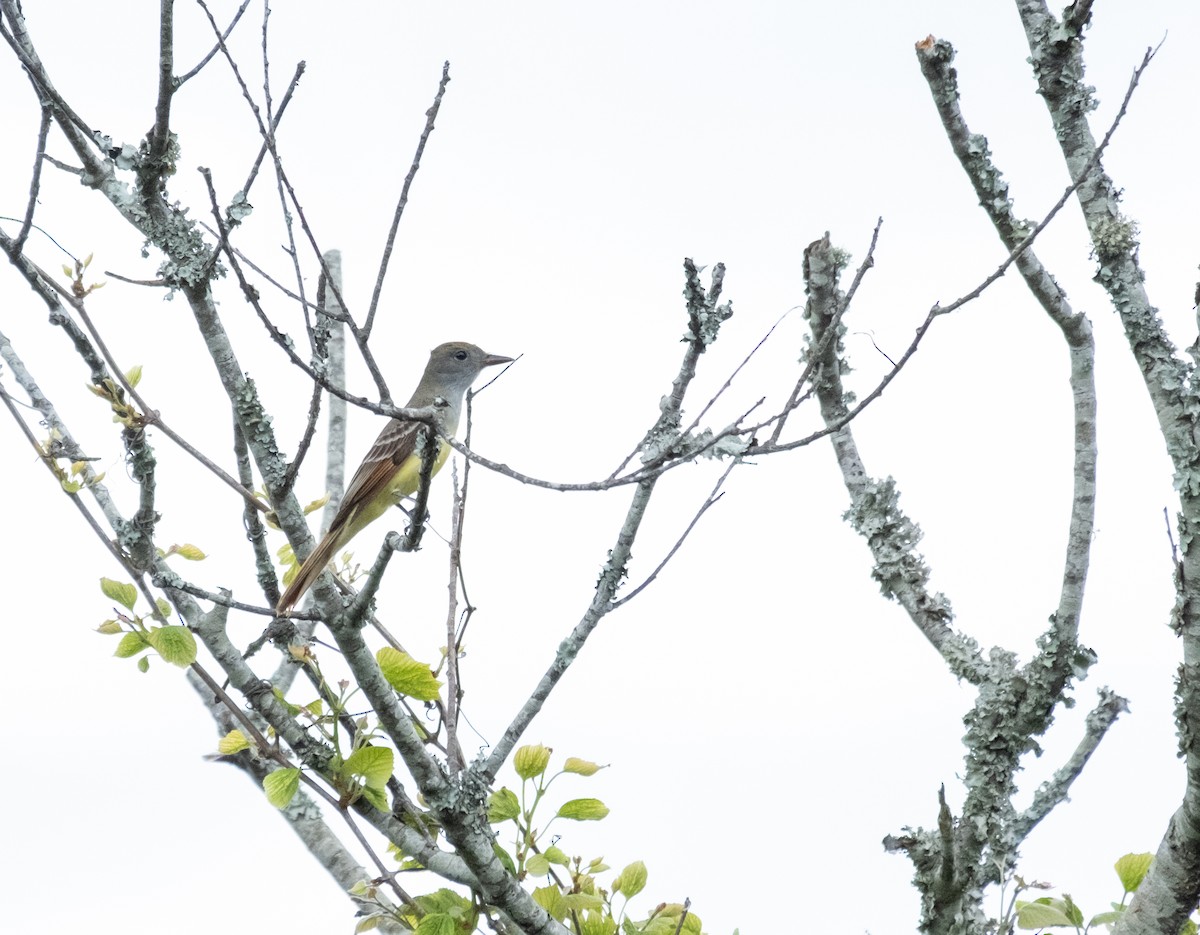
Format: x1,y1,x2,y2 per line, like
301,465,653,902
214,642,442,814
486,745,704,935
1012,853,1196,934
96,574,199,672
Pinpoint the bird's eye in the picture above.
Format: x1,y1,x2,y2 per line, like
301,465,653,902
454,350,468,360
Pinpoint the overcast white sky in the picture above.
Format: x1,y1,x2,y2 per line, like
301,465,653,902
2,2,1198,933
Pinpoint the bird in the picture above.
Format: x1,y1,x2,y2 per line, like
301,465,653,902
276,341,512,614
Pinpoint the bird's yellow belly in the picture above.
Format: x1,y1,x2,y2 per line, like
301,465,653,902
353,439,451,533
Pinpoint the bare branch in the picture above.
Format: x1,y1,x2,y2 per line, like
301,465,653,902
176,0,252,85
364,61,452,338
143,0,177,185
13,101,51,253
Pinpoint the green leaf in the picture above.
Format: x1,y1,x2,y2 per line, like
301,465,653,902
114,631,150,658
532,885,567,921
344,746,394,790
137,655,150,673
488,787,520,823
557,798,609,821
527,853,551,877
360,784,389,812
376,647,442,701
413,914,457,935
101,577,138,610
263,767,301,808
1089,910,1124,926
562,893,604,914
272,687,302,716
173,544,207,561
95,619,123,635
353,915,381,933
155,598,172,618
580,915,618,935
147,625,197,666
414,888,474,918
514,744,552,780
301,495,330,515
124,364,143,388
614,860,647,898
493,843,517,876
1059,895,1084,927
218,730,251,755
1114,852,1153,893
641,906,700,935
544,845,570,866
1016,900,1074,929
563,757,603,776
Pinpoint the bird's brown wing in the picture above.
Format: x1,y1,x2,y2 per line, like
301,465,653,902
275,418,425,613
331,417,424,535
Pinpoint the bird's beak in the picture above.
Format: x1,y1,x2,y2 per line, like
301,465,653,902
482,353,514,368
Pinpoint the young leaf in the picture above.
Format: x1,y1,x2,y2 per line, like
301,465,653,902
640,906,700,935
344,745,394,790
544,845,570,866
263,767,301,808
218,730,251,755
124,364,143,388
114,631,149,658
172,544,207,561
614,860,647,898
560,892,604,915
557,798,609,821
413,914,457,935
95,619,123,635
1015,900,1074,928
100,577,138,610
137,656,150,673
302,494,331,515
532,885,567,921
147,625,197,666
526,853,551,877
1052,894,1083,927
360,784,389,813
376,647,442,702
487,787,520,823
1114,852,1153,894
493,843,517,875
514,744,552,780
563,756,603,776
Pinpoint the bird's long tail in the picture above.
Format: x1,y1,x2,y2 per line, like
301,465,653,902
276,527,347,614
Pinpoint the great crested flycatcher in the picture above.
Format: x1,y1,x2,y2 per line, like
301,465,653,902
276,341,512,614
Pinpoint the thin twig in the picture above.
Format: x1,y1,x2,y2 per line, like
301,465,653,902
176,0,252,85
364,61,452,338
754,62,1140,459
14,101,52,253
611,460,735,609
